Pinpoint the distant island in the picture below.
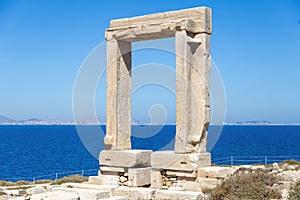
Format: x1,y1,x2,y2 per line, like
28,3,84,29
212,121,300,126
0,115,75,125
0,115,299,125
0,115,102,125
212,121,277,125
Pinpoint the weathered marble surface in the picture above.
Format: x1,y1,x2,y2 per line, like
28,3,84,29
175,31,211,153
151,151,211,171
105,6,212,153
105,40,132,150
100,150,152,168
106,7,211,42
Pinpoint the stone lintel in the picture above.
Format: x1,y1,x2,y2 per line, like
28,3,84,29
99,150,152,168
106,19,211,42
151,151,211,171
105,26,175,42
106,7,211,42
109,7,211,32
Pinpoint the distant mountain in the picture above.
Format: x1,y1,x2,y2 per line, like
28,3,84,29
0,115,46,125
18,118,42,123
0,115,16,123
236,121,273,125
0,115,297,126
216,121,282,125
0,115,106,125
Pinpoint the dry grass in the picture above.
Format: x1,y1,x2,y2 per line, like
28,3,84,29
0,180,30,187
208,169,281,200
288,181,300,200
281,160,300,166
15,180,31,186
0,180,32,187
264,160,300,169
34,180,52,184
50,175,88,185
6,185,32,190
0,175,87,187
0,180,15,187
279,160,300,170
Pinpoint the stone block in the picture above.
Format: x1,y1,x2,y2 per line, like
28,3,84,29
115,186,155,200
4,189,21,196
30,191,80,200
128,167,151,187
100,150,152,167
101,197,128,200
166,170,197,178
6,197,23,200
101,166,127,173
153,190,205,200
88,175,119,185
26,186,47,195
197,166,233,178
53,187,112,200
60,183,116,191
109,7,212,34
151,151,211,171
94,190,113,200
175,30,211,154
176,180,201,192
197,177,218,190
105,39,132,150
151,170,162,189
106,7,211,42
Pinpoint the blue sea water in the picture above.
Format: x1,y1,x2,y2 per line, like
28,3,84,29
0,125,300,181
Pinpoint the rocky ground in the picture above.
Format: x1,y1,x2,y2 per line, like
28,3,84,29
1,161,300,200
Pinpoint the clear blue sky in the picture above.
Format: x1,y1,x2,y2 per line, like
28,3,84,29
0,0,299,123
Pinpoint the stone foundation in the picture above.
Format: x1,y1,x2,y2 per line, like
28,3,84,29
96,150,152,187
100,150,152,168
150,151,211,191
9,163,298,200
151,151,211,171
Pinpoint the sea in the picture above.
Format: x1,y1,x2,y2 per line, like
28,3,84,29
0,125,300,181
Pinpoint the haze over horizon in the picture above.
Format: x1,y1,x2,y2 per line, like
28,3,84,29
0,0,300,124
0,114,299,125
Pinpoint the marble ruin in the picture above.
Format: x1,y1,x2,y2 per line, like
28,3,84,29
90,6,213,192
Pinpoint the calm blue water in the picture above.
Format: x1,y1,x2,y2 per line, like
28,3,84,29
0,125,300,181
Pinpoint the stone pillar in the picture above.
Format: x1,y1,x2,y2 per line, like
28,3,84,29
105,39,132,150
175,31,211,154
